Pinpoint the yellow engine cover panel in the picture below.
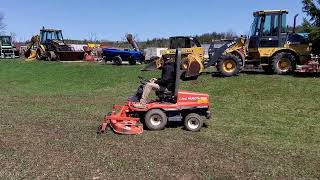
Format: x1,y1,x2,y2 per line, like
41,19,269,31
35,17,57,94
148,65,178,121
161,47,205,77
285,44,311,56
257,48,277,57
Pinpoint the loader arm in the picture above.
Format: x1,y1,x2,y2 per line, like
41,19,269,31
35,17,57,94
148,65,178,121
206,43,230,68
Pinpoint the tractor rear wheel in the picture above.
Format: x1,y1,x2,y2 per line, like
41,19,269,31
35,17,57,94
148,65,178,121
262,65,272,74
272,52,296,75
128,57,136,65
217,55,241,77
144,109,167,131
184,113,203,132
113,56,122,66
47,51,57,61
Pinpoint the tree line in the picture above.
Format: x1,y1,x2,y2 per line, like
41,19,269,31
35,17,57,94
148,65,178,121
64,31,237,49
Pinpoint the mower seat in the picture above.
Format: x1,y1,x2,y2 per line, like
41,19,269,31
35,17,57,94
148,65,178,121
156,89,174,102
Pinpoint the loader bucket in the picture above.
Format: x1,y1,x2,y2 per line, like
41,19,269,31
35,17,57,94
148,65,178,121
56,51,85,61
26,50,37,59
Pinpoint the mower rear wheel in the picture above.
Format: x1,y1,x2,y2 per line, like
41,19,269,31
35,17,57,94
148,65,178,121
113,56,122,66
144,109,167,131
184,113,203,132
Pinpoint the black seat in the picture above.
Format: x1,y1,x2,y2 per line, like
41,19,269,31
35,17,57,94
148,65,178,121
156,88,174,103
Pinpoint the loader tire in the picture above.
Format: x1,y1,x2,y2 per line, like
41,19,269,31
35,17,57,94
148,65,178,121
217,55,241,77
272,52,296,75
144,109,167,131
113,56,122,66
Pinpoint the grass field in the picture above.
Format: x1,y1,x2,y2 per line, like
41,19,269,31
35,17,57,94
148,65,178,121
0,60,319,179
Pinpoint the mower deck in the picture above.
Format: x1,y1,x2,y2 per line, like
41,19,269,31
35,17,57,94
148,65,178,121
98,104,143,135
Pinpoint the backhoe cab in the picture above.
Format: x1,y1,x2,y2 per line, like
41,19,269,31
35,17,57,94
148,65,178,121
223,10,311,74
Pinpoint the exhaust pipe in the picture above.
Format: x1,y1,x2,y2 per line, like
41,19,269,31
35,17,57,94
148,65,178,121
293,14,299,33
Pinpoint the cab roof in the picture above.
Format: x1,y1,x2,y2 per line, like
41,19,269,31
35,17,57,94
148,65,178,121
40,27,62,32
254,10,288,16
40,29,62,32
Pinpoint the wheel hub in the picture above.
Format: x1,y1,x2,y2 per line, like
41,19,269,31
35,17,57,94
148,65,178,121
223,60,236,72
278,58,291,71
150,115,162,126
187,118,200,130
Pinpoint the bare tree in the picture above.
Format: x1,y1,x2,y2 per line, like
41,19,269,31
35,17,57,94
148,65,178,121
10,32,16,42
89,32,97,42
0,13,6,31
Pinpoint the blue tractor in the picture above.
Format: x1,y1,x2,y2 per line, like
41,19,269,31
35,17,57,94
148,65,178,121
102,34,144,65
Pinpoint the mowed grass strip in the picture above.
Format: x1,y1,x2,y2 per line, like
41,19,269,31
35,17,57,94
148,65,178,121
0,60,319,179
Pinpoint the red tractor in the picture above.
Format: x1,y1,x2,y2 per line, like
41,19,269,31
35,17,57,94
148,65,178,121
97,49,211,135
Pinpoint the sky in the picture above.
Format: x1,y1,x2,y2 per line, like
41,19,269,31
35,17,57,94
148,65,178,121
0,0,306,42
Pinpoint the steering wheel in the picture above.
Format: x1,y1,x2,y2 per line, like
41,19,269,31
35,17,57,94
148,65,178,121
138,76,149,85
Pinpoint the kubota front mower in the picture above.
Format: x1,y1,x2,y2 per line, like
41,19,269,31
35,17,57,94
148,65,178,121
97,49,211,135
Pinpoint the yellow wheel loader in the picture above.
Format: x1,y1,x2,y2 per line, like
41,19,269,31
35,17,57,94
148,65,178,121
144,36,241,79
215,10,312,75
25,27,85,61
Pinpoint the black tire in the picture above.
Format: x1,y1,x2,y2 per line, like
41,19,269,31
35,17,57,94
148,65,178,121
47,51,57,61
271,52,296,75
113,56,122,66
128,57,136,65
231,52,245,70
184,113,203,132
262,65,272,74
144,109,167,131
217,55,241,77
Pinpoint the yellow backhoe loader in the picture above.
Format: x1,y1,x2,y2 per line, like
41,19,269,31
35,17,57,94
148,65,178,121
25,27,85,61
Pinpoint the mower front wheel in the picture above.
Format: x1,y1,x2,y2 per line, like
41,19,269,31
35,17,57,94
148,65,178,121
184,113,203,132
144,109,167,131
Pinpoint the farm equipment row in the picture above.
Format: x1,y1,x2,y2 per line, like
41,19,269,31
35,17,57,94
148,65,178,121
6,9,320,74
147,10,317,79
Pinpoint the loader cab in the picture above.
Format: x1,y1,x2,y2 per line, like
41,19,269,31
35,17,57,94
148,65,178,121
169,36,201,49
249,10,288,49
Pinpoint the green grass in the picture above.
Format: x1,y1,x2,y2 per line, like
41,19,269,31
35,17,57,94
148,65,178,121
0,60,319,179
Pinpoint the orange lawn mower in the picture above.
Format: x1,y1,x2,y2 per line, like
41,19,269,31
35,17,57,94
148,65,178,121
97,49,212,135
